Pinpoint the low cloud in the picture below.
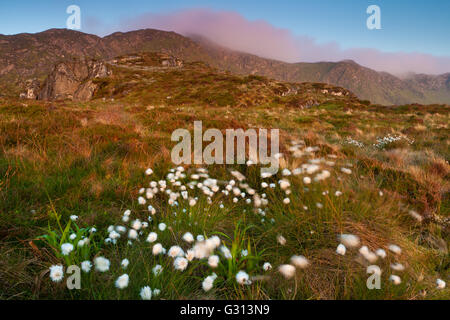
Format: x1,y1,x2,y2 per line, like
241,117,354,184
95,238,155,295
87,8,450,75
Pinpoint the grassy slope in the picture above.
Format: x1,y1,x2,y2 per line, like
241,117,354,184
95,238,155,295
0,58,448,300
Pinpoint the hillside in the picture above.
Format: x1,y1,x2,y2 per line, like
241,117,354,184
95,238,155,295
1,28,449,105
0,52,448,299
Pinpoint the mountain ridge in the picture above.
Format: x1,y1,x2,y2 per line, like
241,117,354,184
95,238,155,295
0,28,449,105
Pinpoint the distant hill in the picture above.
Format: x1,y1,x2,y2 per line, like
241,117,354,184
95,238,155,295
0,28,449,105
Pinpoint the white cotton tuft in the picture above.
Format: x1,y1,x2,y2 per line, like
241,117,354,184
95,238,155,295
182,232,194,243
236,271,251,285
140,286,152,300
388,244,402,255
81,261,92,273
207,255,220,268
115,274,129,289
436,279,446,289
94,256,110,272
168,246,185,258
152,264,163,276
278,264,296,279
158,223,167,231
173,257,189,271
49,265,64,282
263,262,272,271
121,258,129,269
146,232,157,243
339,234,360,248
390,263,405,272
336,244,346,256
389,275,401,285
152,243,164,256
61,243,74,256
375,249,387,259
290,255,310,269
277,235,287,246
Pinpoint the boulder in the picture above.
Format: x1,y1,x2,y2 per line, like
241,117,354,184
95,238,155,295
38,59,111,101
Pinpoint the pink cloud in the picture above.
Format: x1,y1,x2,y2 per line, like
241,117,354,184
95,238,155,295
90,8,450,75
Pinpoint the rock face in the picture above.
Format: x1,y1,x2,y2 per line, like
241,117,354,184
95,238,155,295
38,59,111,101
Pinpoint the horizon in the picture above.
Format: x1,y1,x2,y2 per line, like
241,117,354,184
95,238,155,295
1,1,450,75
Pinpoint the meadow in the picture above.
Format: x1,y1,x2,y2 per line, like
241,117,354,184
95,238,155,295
0,56,448,300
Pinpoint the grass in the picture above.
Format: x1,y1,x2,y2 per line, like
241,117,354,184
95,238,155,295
0,54,448,300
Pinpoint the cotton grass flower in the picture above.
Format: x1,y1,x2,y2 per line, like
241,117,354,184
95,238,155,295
263,262,272,271
158,223,167,231
277,235,287,245
278,264,296,279
336,244,346,256
152,264,163,276
202,275,215,292
339,234,360,248
115,274,129,289
436,279,446,289
61,243,74,256
279,179,290,190
376,249,387,258
359,246,378,263
168,246,185,258
220,245,232,259
388,244,402,255
390,263,405,272
389,275,401,285
182,232,194,243
173,257,189,271
153,288,161,297
128,229,138,240
152,243,164,256
146,232,157,243
140,286,152,300
236,271,251,285
121,258,129,269
290,255,309,269
138,196,146,205
70,215,78,221
81,261,92,273
131,219,142,230
208,255,220,268
94,256,110,272
49,265,64,282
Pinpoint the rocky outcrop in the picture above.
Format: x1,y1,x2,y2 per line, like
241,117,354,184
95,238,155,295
19,79,40,99
38,59,111,101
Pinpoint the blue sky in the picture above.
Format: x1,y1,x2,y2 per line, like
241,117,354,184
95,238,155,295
0,0,449,74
